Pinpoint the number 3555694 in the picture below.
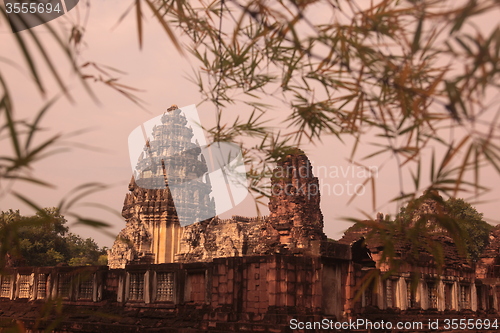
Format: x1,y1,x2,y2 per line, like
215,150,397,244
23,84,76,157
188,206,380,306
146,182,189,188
6,2,62,14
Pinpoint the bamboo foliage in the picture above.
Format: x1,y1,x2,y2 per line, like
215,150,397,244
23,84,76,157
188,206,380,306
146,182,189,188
152,0,500,203
152,0,500,283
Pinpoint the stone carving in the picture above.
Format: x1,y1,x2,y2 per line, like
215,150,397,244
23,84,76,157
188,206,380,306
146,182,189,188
175,216,279,262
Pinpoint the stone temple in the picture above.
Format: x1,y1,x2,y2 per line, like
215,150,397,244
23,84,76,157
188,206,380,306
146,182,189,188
108,105,216,267
108,105,326,268
4,106,500,332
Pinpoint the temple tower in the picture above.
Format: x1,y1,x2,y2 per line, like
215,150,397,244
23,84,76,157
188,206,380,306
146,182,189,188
108,106,215,268
268,150,326,254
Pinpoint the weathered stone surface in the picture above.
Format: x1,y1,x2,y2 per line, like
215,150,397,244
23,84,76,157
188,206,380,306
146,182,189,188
477,225,500,279
268,150,326,253
175,216,280,262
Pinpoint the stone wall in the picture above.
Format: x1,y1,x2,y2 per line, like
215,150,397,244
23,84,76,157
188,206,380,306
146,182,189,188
3,250,500,332
175,216,279,263
0,252,351,332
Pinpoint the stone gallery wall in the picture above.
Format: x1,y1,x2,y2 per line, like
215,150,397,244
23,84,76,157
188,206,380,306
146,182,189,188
3,250,500,332
0,252,351,332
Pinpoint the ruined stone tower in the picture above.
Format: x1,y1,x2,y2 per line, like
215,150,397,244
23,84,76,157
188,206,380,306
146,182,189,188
268,150,326,253
107,106,215,268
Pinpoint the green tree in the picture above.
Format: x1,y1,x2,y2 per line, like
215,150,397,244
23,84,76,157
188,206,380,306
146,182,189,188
16,208,69,266
444,198,491,260
1,208,107,267
394,193,491,261
66,233,107,266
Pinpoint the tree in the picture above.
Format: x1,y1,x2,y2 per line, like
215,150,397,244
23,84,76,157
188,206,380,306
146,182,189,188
0,0,135,271
444,197,491,260
15,208,69,266
65,234,107,266
396,193,492,260
1,208,107,267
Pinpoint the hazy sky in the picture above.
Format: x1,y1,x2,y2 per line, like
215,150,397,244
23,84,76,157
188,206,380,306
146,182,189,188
1,0,499,247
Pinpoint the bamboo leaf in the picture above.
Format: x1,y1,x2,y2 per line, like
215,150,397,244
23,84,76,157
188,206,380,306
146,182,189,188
25,97,59,151
1,96,22,160
411,14,424,54
136,0,143,49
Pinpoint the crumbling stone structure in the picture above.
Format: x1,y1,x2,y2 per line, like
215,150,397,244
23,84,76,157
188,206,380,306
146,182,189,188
6,105,500,332
268,150,326,253
338,195,497,321
175,151,327,262
3,190,500,332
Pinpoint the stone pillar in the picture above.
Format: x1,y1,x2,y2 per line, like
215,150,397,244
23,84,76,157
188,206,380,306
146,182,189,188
494,286,499,311
396,277,407,310
437,279,445,311
50,273,57,300
452,281,459,310
144,270,151,304
117,273,125,303
420,281,428,310
322,263,343,319
46,273,53,300
92,272,99,302
471,283,477,311
344,261,357,315
377,278,384,309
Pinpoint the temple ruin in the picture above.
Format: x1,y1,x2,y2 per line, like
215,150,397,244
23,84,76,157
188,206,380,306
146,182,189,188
108,107,326,268
3,106,500,332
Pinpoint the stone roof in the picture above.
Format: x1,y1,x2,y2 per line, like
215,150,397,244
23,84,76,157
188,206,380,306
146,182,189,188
339,221,471,269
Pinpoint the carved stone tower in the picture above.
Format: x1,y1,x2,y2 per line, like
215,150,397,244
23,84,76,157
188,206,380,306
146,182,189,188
108,106,215,268
268,150,326,254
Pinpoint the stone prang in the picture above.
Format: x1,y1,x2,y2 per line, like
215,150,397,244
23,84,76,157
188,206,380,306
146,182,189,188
107,106,215,268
